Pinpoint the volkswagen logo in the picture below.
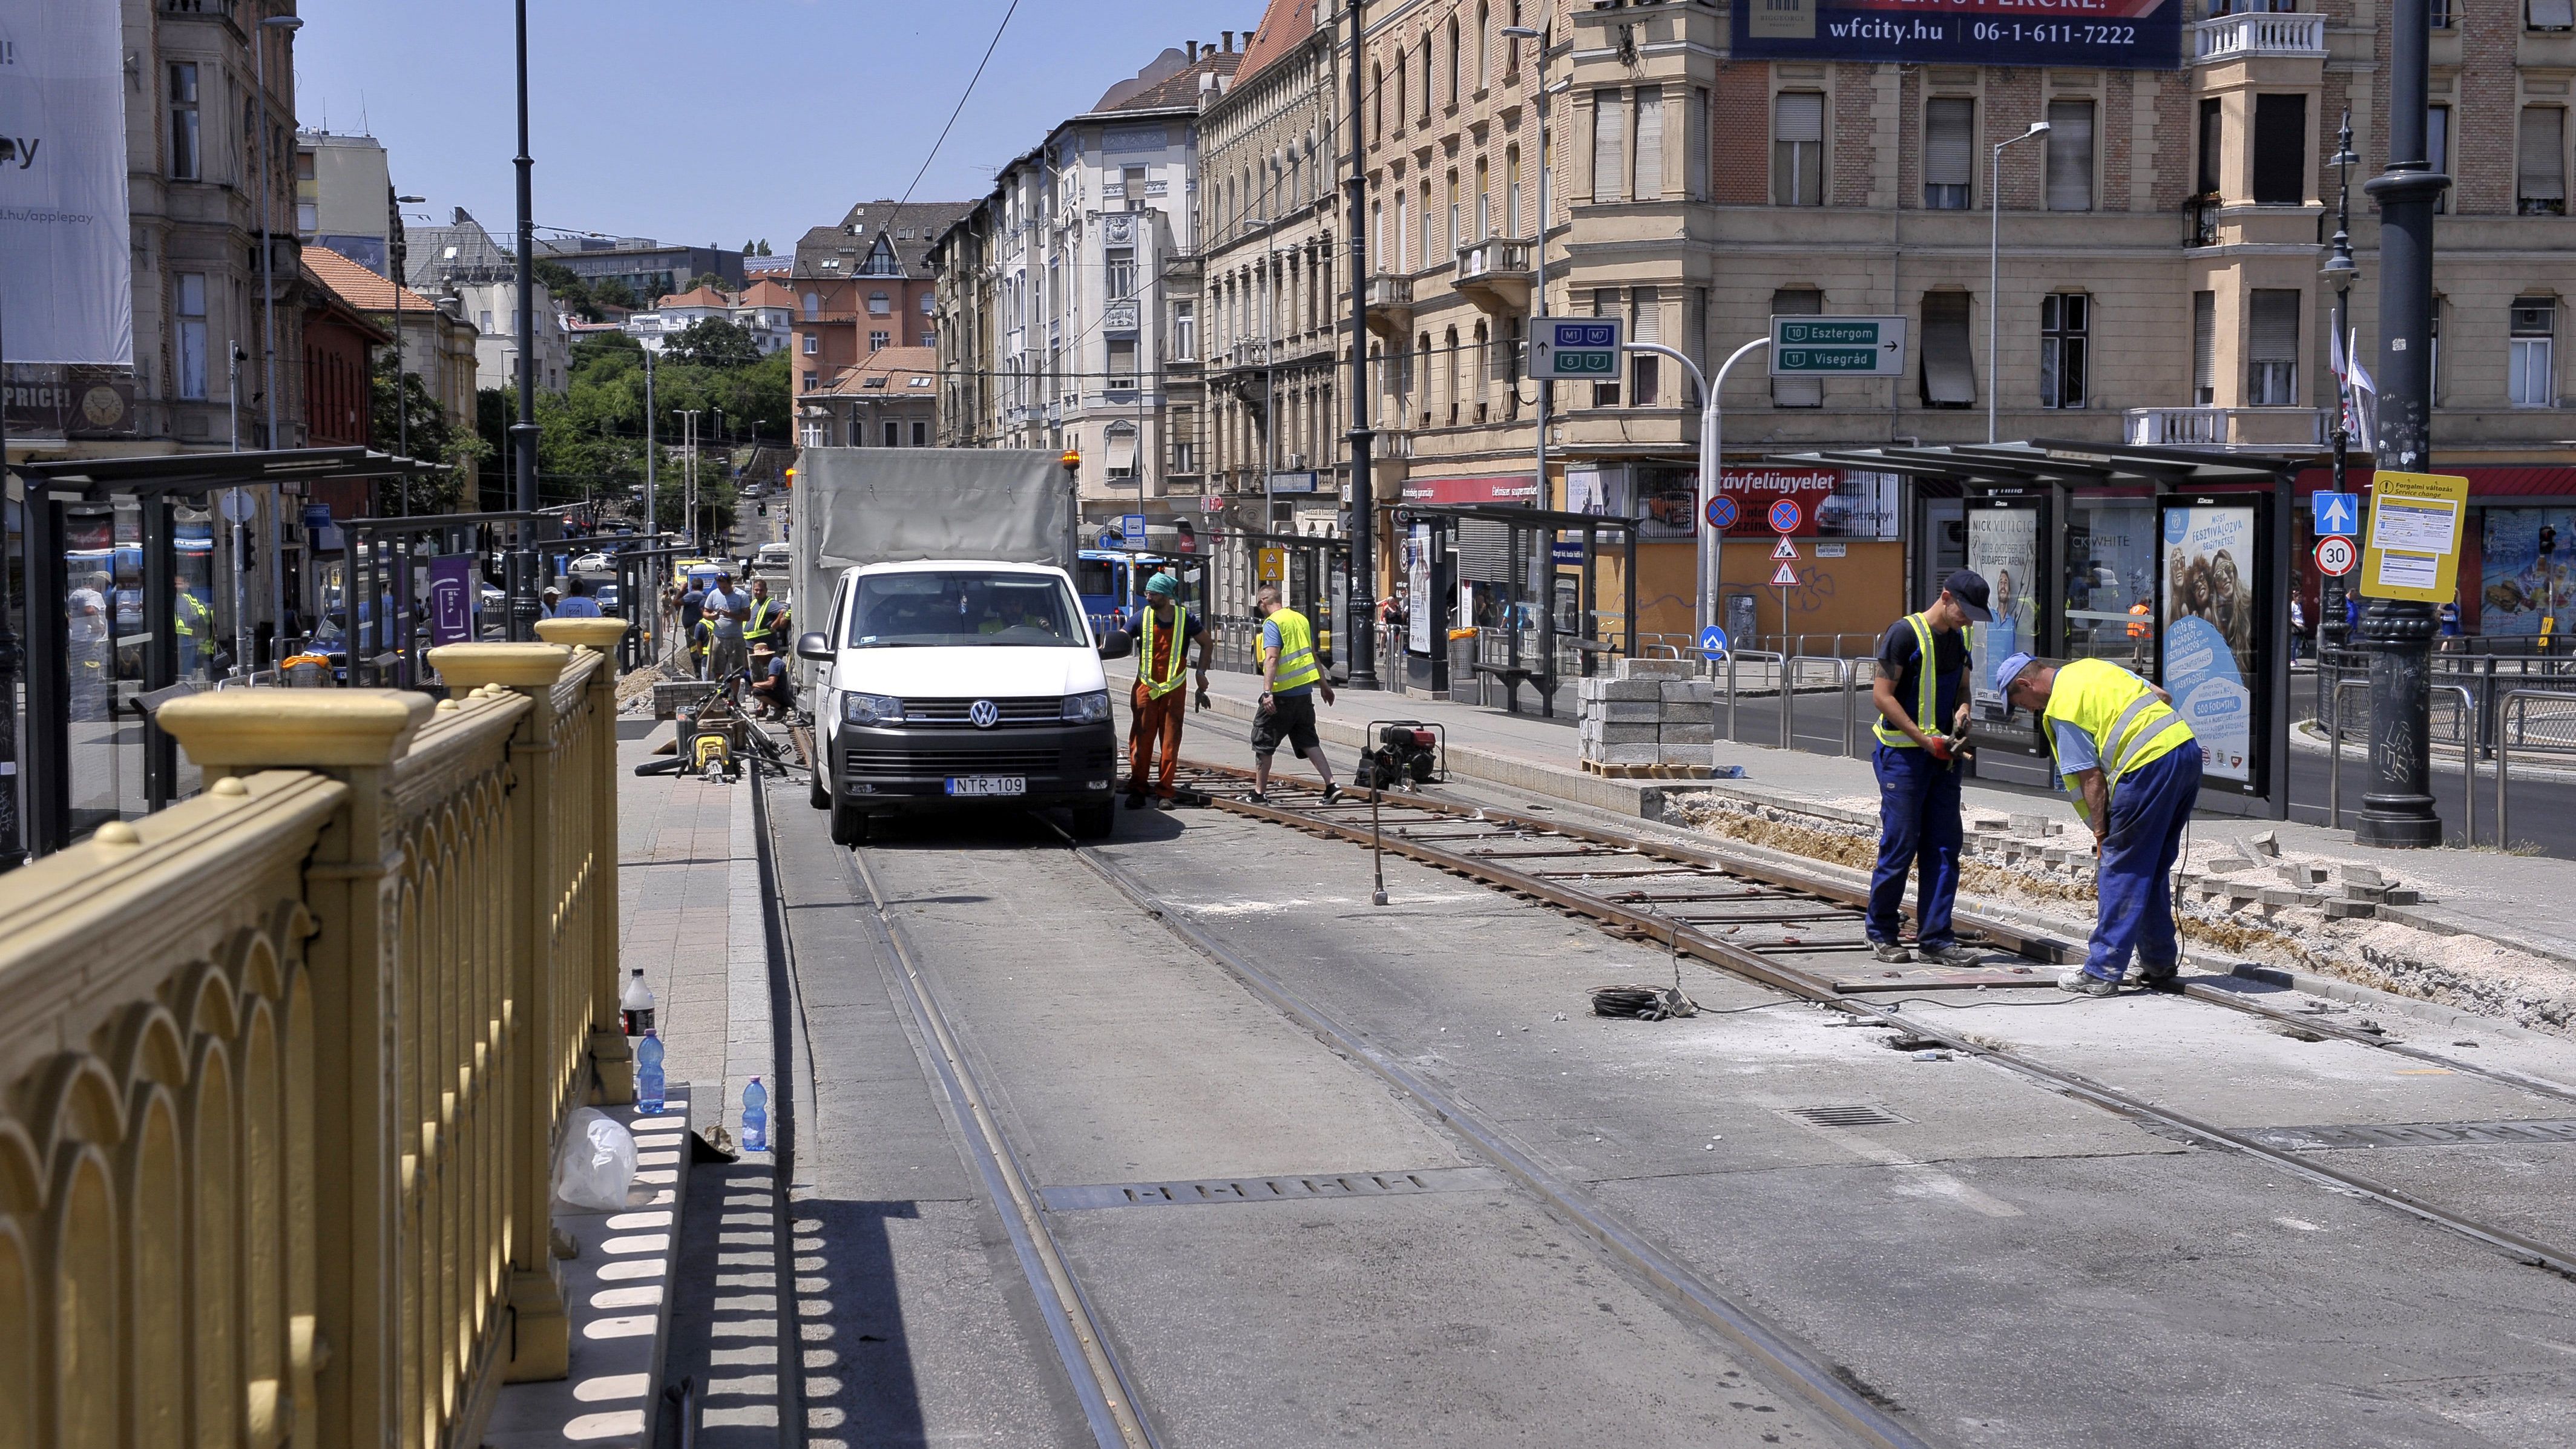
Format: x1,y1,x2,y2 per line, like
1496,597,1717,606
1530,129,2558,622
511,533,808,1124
968,699,1000,729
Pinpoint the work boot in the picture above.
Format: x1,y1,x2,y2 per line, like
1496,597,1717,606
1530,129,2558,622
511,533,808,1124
1124,791,1148,810
1917,942,1985,968
1245,790,1270,804
2131,960,2182,990
1870,941,1913,964
2057,967,2120,997
1321,784,1345,804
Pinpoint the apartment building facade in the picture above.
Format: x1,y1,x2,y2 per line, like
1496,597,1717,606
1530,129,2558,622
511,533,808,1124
294,128,394,274
929,41,1245,544
789,200,970,404
799,346,942,449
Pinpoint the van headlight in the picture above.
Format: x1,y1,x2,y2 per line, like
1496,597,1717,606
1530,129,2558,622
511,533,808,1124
843,692,904,726
1062,690,1111,724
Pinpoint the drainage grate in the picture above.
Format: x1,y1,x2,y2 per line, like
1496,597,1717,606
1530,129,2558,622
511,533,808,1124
1783,1104,1908,1129
2249,1119,2576,1152
1040,1166,1506,1212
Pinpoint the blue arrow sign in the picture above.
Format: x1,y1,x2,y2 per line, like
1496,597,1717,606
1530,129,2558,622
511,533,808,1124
2313,491,2361,537
1698,625,1730,660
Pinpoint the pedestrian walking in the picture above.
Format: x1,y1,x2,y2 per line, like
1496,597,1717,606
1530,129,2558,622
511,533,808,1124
554,576,603,619
2289,596,2308,661
702,571,751,685
1996,652,2204,996
1126,573,1209,810
1865,570,1990,965
677,578,708,674
1248,584,1341,804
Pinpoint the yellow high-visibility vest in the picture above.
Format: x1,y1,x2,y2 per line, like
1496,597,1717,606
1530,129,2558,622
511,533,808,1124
1871,613,1940,748
1262,607,1322,692
1138,602,1191,698
2040,658,2195,820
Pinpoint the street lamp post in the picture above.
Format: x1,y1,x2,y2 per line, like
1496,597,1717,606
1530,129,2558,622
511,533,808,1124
1626,338,1767,641
1502,24,1561,666
1988,120,2049,444
254,13,301,661
508,0,543,642
2357,0,2451,847
2319,113,2359,725
1345,0,1382,690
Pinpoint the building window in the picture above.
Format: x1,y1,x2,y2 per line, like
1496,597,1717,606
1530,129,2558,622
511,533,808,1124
861,236,899,276
169,64,201,180
2534,0,2576,30
1123,165,1148,212
884,420,900,447
1106,424,1138,479
2197,98,2224,196
1772,92,1825,207
1633,91,1664,202
1505,147,1523,235
1173,301,1196,360
2045,100,2095,211
2193,291,2217,404
920,328,936,347
2040,294,2089,409
1631,295,1660,406
295,201,318,233
2247,289,2300,406
2430,104,2451,214
1925,98,1974,209
1589,293,1621,407
870,330,889,350
1920,291,1975,407
1476,157,1492,241
1421,40,1433,122
176,273,209,400
1106,248,1136,298
2511,297,2557,407
802,291,820,320
801,422,824,447
1447,17,1461,105
912,420,928,447
1772,288,1823,407
802,334,818,355
1108,338,1137,390
2521,107,2567,214
868,291,892,315
803,371,820,392
1592,90,1626,204
1477,1,1491,85
2252,93,2307,205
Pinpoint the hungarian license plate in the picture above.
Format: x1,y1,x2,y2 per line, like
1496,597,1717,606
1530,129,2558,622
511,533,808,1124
945,775,1027,798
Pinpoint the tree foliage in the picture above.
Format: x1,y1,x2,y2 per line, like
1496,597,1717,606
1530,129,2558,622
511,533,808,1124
665,318,762,369
371,352,491,514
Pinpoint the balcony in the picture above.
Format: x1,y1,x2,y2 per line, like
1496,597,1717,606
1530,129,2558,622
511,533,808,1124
2126,406,2325,449
2192,12,2327,61
1364,274,1414,339
2185,195,2222,248
1454,238,1534,314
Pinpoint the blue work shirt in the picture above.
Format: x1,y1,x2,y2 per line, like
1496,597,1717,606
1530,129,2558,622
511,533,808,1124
2051,720,2101,780
553,596,603,618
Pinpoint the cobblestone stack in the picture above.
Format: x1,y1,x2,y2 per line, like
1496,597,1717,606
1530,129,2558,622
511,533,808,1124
1577,659,1716,771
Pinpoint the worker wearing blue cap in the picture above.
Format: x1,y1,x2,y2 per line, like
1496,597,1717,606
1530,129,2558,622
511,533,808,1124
1994,651,2203,996
1864,570,1992,965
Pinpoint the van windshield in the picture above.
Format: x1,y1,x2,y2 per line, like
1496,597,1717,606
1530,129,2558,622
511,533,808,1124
846,572,1085,648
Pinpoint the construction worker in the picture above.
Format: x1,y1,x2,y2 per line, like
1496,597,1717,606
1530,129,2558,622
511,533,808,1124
2126,598,2152,666
1125,572,1208,810
743,576,787,652
1249,583,1342,804
172,582,214,678
1865,570,1991,965
1996,652,2204,997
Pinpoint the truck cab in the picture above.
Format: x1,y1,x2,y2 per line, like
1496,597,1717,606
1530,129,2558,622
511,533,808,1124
798,559,1132,845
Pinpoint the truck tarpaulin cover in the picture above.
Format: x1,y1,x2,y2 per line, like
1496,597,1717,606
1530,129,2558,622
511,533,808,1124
795,448,1071,573
1730,0,2183,69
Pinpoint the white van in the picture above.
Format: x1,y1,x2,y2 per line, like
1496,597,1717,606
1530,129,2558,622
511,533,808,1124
797,559,1132,845
753,540,794,574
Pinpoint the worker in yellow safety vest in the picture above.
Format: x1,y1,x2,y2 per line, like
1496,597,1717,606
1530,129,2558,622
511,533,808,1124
1125,571,1208,810
1248,583,1341,804
172,583,215,677
743,576,787,651
1996,652,2204,997
1863,570,1991,967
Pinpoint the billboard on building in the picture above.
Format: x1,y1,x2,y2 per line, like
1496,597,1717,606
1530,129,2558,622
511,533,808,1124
0,0,134,364
1731,0,2184,69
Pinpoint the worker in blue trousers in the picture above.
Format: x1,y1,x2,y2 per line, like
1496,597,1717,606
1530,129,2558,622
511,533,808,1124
1995,652,2204,996
1865,570,1991,965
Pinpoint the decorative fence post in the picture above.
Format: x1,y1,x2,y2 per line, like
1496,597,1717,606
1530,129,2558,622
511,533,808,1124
535,618,635,1110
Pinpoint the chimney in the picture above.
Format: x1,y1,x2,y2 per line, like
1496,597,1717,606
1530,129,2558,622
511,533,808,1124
1187,39,1199,61
1222,30,1234,51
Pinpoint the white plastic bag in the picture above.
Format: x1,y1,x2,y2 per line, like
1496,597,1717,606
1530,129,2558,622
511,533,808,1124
552,1107,638,1211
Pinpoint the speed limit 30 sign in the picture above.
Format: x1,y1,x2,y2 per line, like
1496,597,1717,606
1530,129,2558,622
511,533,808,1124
2315,534,2359,577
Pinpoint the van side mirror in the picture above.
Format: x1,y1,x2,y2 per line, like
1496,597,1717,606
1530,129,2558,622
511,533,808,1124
794,630,833,662
1097,629,1134,661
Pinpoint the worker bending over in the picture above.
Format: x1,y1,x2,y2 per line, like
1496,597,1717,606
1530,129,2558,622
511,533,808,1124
1126,572,1209,810
1996,652,2204,996
1865,570,1991,965
1249,585,1342,804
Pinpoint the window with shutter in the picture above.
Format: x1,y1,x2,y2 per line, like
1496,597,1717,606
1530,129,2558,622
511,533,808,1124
1925,99,1974,209
1772,289,1824,408
2247,290,2299,406
1591,289,1622,407
1633,292,1661,406
2533,0,2576,31
2520,107,2567,214
2045,100,2095,211
1920,292,1976,407
2252,94,2307,205
1634,92,1664,201
2192,291,2217,405
1593,90,1626,203
1772,93,1825,206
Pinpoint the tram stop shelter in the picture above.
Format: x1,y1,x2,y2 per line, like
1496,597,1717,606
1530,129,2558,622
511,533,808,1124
1203,527,1350,676
339,508,565,689
8,446,440,859
1395,502,1640,717
1772,440,2319,820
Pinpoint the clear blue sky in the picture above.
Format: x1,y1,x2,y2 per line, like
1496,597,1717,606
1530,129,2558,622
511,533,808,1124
292,0,1252,255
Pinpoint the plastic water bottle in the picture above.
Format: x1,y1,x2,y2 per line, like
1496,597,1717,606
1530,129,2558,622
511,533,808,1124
741,1077,768,1152
636,1031,665,1116
620,968,655,1036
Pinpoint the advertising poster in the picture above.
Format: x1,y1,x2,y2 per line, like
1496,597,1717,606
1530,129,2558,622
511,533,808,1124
2480,508,2575,637
1730,0,2184,69
0,0,134,364
1406,524,1432,656
1965,507,2038,715
2160,507,2256,783
428,556,476,646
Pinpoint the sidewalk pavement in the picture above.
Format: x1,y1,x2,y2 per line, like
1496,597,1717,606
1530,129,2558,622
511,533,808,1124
1135,662,2576,977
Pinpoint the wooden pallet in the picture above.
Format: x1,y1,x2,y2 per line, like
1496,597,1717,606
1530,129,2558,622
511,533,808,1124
1580,759,1715,780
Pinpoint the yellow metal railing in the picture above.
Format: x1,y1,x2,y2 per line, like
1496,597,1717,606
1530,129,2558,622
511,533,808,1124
0,619,630,1449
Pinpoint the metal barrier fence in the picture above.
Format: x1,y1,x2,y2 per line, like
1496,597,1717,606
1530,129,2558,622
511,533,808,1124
2325,675,2479,847
0,619,632,1447
2496,689,2576,849
1781,656,1862,756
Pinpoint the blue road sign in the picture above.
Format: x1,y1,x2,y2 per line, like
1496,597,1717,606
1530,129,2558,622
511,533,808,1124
1767,498,1804,534
2313,491,2361,537
1121,513,1148,547
1698,625,1730,660
1705,496,1740,530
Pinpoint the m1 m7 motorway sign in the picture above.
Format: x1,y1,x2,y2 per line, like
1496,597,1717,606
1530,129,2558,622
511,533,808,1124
1531,318,1625,380
1771,317,1907,376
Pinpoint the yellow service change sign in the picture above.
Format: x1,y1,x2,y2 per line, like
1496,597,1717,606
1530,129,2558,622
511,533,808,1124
1258,547,1286,582
2358,470,2471,603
